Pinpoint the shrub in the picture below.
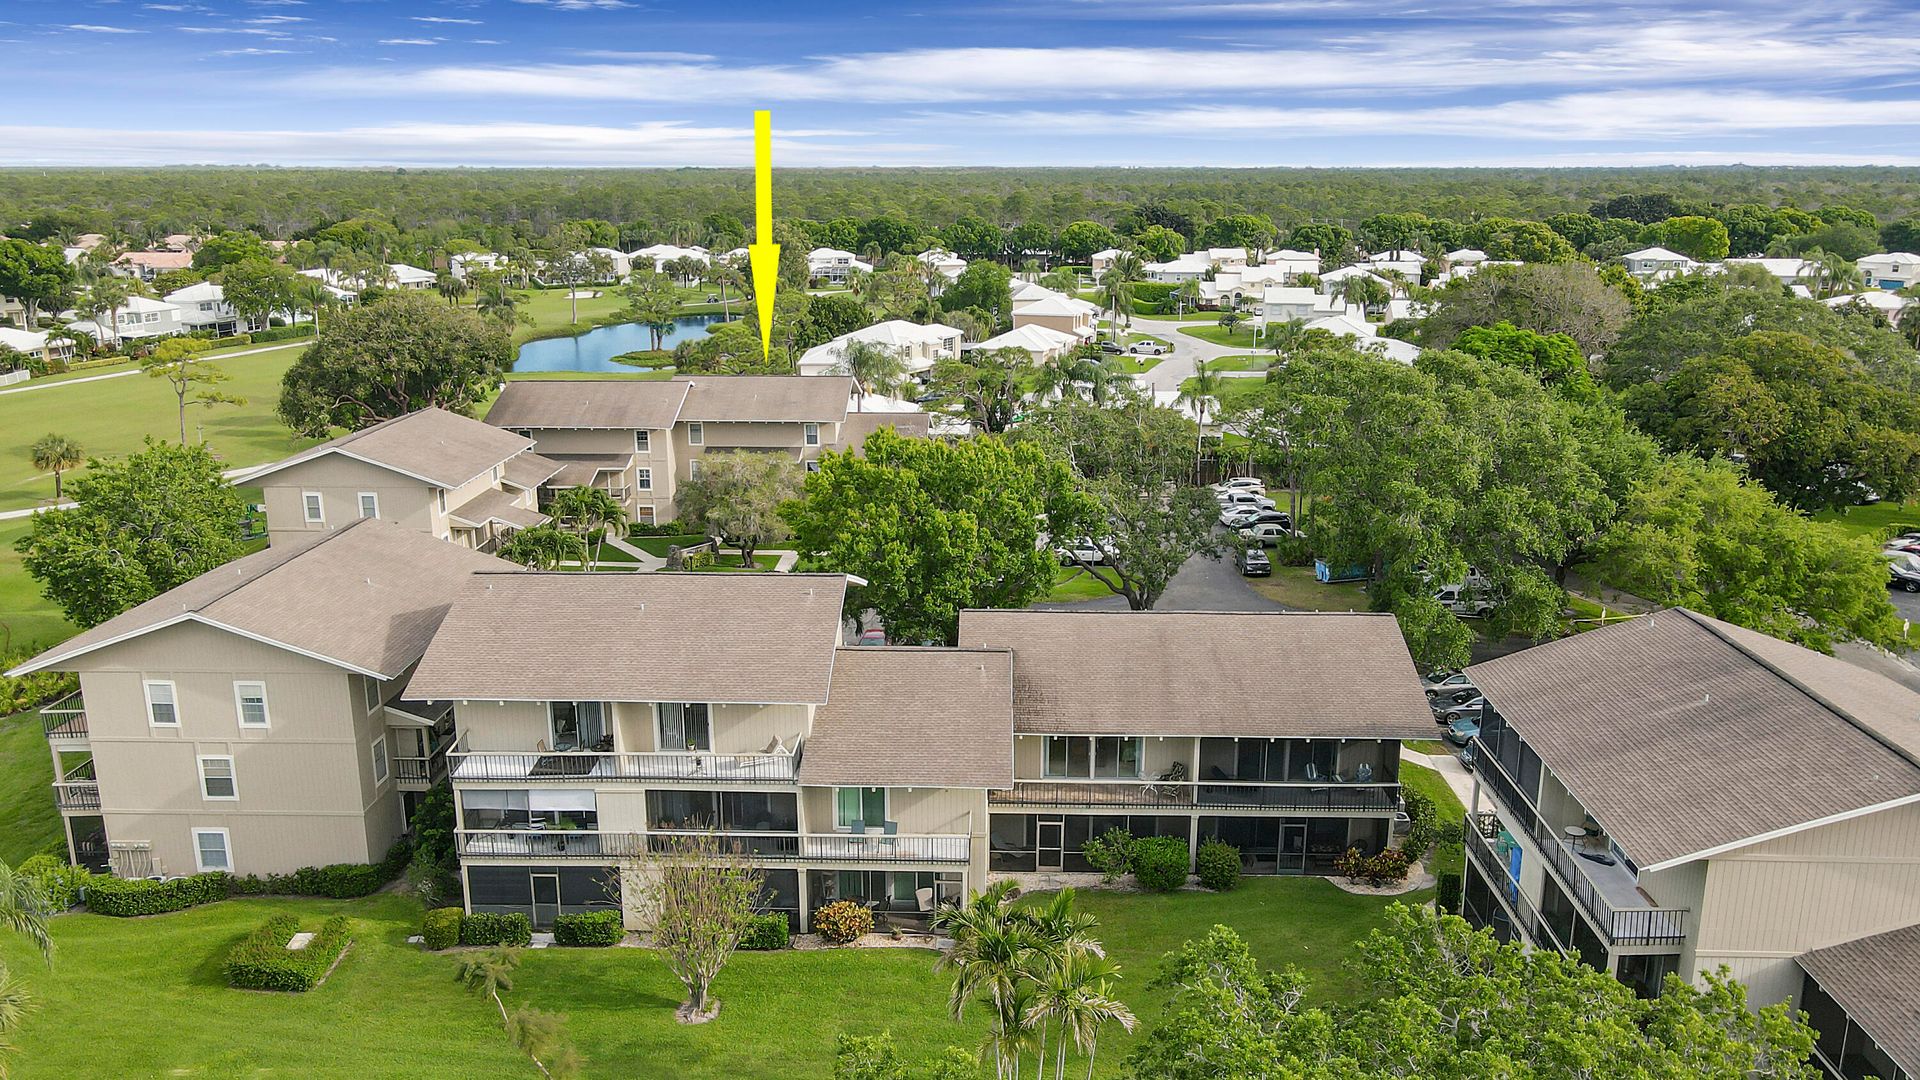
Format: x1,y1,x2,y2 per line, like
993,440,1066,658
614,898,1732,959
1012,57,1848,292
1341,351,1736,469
422,907,464,951
553,910,623,947
1436,870,1464,914
249,324,315,344
1195,839,1242,891
460,911,532,947
1402,786,1438,859
16,854,62,877
85,872,230,916
1334,847,1412,887
628,520,687,537
225,914,351,991
813,900,873,944
1081,827,1136,884
228,853,404,899
739,912,791,951
1131,836,1191,892
21,859,90,910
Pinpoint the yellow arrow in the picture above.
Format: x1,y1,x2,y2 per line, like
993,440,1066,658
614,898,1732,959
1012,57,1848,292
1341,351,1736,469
747,110,780,362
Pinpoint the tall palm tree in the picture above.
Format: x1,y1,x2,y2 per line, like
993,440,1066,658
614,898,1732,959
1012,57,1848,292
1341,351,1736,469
474,278,519,325
295,278,332,340
833,340,910,410
1177,360,1222,472
547,486,628,571
435,269,469,307
29,435,83,501
1108,251,1143,284
1263,319,1308,366
1098,273,1133,337
0,861,53,1079
935,883,1040,1080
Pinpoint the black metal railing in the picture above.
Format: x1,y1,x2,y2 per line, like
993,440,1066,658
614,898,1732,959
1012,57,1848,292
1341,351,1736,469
456,830,971,864
1464,822,1567,954
41,692,88,740
991,779,1400,813
451,750,799,784
54,781,100,811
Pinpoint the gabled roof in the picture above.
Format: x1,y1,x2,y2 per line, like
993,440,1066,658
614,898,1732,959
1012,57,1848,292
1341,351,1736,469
677,375,853,423
8,519,514,680
486,379,690,431
1012,295,1093,318
243,408,535,489
972,324,1079,353
115,250,193,270
447,488,548,530
408,572,849,704
1468,608,1920,869
956,609,1433,738
800,648,1015,790
1797,924,1920,1077
0,327,49,350
163,281,225,304
1621,246,1693,262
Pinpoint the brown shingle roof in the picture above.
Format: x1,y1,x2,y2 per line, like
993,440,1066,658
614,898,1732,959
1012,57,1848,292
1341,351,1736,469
1797,923,1920,1076
677,375,852,423
955,609,1434,738
801,648,1014,789
409,572,848,703
544,454,632,487
485,380,688,431
448,488,548,530
9,519,515,679
245,408,534,489
1467,608,1920,869
502,451,564,490
841,410,931,447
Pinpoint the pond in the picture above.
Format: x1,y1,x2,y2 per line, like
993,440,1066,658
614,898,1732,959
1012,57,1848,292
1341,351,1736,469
513,314,725,373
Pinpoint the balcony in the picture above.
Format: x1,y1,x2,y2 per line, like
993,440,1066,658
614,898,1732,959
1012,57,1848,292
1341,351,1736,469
1464,820,1568,954
41,692,88,744
451,750,799,785
456,829,970,864
53,761,99,812
990,779,1400,814
1472,737,1688,948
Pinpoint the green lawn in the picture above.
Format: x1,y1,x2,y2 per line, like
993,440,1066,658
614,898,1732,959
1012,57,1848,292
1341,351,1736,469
1104,354,1163,375
1201,354,1272,373
629,533,709,558
1812,500,1920,542
0,517,71,650
0,710,61,867
1178,324,1258,348
691,553,782,572
1246,565,1371,612
1044,564,1117,603
0,879,1424,1079
1403,739,1451,757
1400,761,1467,878
1177,375,1266,406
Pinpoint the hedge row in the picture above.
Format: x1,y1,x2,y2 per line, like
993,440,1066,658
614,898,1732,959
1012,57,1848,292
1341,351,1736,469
85,872,232,916
225,914,351,992
228,861,390,900
248,324,316,344
553,910,623,947
460,911,532,947
739,912,790,950
85,846,407,916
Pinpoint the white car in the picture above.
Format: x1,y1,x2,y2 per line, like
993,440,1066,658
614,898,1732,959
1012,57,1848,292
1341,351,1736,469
1219,506,1266,528
1216,490,1276,511
1055,536,1112,565
1130,340,1169,355
1238,522,1300,546
1211,477,1265,495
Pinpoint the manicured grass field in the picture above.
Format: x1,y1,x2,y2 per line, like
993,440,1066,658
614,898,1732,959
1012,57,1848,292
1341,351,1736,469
0,517,72,649
0,879,1424,1079
691,553,782,572
1178,324,1258,348
1044,563,1118,602
1404,738,1452,757
0,710,62,867
629,533,709,558
1812,500,1920,542
1400,760,1467,878
1245,565,1371,612
1203,354,1272,373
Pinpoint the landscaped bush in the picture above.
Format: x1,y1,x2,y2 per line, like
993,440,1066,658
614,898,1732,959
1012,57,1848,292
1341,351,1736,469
422,907,464,950
1128,281,1176,303
1082,827,1136,884
85,872,231,916
628,520,688,537
1334,847,1412,887
1131,836,1191,892
1436,870,1463,914
230,844,408,899
460,911,532,947
0,646,77,714
249,324,315,344
553,910,623,947
738,912,791,951
225,913,351,991
813,900,873,944
1402,787,1438,860
1195,838,1242,891
19,855,90,910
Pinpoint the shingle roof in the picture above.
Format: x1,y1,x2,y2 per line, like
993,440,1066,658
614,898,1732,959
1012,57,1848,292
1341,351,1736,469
408,572,848,704
501,451,564,490
244,408,534,489
840,410,931,447
486,380,690,431
543,454,632,487
1797,923,1920,1076
1467,608,1920,869
677,375,852,423
801,648,1015,789
8,519,513,679
448,488,548,530
955,609,1434,738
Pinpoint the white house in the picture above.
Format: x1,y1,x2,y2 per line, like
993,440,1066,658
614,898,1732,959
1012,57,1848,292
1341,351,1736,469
1724,257,1818,285
0,326,76,368
388,263,436,291
1825,290,1912,324
917,249,968,281
1260,248,1321,281
628,244,711,275
1142,246,1251,283
450,253,507,282
1257,287,1345,327
1202,264,1307,309
807,248,872,285
967,323,1080,364
1301,313,1421,364
65,294,182,343
1445,248,1488,267
1088,248,1125,277
1315,265,1396,295
1620,246,1698,280
1858,253,1920,291
163,282,267,338
1364,249,1425,283
796,320,965,377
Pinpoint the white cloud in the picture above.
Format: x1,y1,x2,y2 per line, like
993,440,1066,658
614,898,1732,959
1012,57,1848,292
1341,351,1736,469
60,23,147,33
214,46,297,55
378,38,440,45
411,16,482,24
178,25,288,36
243,15,307,23
512,0,635,8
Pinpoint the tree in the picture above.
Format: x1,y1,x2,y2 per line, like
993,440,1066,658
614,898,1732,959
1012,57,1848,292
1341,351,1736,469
625,832,763,1022
80,277,129,349
924,349,1026,434
1057,221,1117,263
191,230,271,270
831,339,911,409
1881,215,1920,253
1197,214,1277,252
435,268,469,307
497,525,587,570
17,440,247,628
219,259,298,329
294,275,334,339
1465,217,1579,263
546,485,628,571
1450,321,1596,400
1644,215,1731,262
1174,360,1222,463
940,217,1005,262
621,270,683,352
0,239,75,327
0,861,53,1080
1131,225,1184,262
783,429,1085,645
144,338,246,443
1287,222,1354,262
941,261,1014,329
277,293,511,436
27,435,82,501
1100,273,1133,336
806,292,872,341
1595,455,1902,652
857,215,923,258
674,451,803,566
1420,261,1633,356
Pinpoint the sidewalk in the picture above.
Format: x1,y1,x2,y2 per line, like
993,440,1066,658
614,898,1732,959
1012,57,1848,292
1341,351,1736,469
0,341,305,398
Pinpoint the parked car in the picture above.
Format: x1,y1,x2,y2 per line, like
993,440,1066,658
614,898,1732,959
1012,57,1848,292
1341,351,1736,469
1884,537,1920,556
856,628,886,646
1437,696,1486,724
1887,551,1920,592
1433,584,1497,618
1422,670,1478,704
1097,340,1125,354
1210,477,1265,494
1056,536,1111,565
1240,509,1291,527
1219,506,1266,528
1443,715,1481,748
1217,490,1277,511
1239,522,1300,546
1458,742,1477,772
1236,547,1272,577
1130,340,1168,355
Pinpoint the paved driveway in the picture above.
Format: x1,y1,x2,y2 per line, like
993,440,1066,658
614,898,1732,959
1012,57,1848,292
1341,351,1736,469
1031,541,1287,613
1128,317,1258,392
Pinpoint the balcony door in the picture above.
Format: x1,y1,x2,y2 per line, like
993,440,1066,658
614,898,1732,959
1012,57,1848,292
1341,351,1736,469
657,703,711,752
531,874,560,930
1036,818,1065,871
548,701,606,752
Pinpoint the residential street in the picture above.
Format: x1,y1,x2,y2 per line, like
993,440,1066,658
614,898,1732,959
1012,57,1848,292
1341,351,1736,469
1127,316,1259,392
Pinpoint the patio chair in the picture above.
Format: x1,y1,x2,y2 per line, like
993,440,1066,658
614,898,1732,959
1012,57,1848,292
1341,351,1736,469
1147,761,1188,800
882,820,899,853
1355,763,1374,783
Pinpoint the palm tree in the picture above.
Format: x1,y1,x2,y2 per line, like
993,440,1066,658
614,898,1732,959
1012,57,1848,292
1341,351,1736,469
1098,273,1133,338
474,278,520,325
435,269,469,307
0,861,53,1079
546,486,628,571
29,435,83,501
1177,360,1223,473
833,339,910,410
1107,251,1143,284
1802,248,1863,299
1217,308,1245,335
1262,319,1308,366
709,263,743,319
935,883,1040,1080
87,278,130,350
295,277,332,340
1172,279,1201,317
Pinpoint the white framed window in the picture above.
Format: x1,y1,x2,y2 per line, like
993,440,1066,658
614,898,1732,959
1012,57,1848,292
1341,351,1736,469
636,467,652,491
144,680,179,727
357,492,379,519
198,755,237,800
363,676,383,713
656,702,710,752
302,492,324,523
370,736,390,785
803,422,820,447
436,489,447,514
233,681,269,728
634,430,650,453
192,828,232,873
687,422,704,446
835,787,886,830
688,458,702,479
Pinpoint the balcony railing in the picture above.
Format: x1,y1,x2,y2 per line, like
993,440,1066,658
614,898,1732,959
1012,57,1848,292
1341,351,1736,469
41,692,88,741
456,829,970,864
990,779,1401,813
1464,820,1568,954
450,750,798,784
54,780,100,811
1472,738,1688,948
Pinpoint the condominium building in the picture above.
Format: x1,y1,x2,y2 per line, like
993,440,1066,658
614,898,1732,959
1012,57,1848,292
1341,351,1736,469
1459,608,1920,1011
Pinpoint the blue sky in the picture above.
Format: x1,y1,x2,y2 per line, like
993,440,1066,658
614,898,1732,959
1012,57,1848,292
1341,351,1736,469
4,0,1920,167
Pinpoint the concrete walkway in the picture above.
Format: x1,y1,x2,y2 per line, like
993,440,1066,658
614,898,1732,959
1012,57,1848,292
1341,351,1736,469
1402,746,1477,814
0,341,306,398
602,534,665,570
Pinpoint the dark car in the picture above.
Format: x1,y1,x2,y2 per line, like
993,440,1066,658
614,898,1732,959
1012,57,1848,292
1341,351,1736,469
1459,742,1477,772
1889,554,1920,593
1236,547,1272,577
1097,340,1125,354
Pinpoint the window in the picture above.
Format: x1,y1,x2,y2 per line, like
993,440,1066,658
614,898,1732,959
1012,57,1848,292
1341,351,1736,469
192,828,231,873
634,430,650,453
549,701,607,751
657,703,710,751
688,458,702,479
198,756,237,800
370,736,389,784
1094,737,1143,778
357,492,378,519
636,468,652,491
1044,736,1090,777
233,681,269,728
144,680,179,727
803,422,820,447
687,422,704,446
436,489,447,514
363,677,383,713
302,492,324,523
1043,736,1142,778
806,460,822,473
835,787,887,830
